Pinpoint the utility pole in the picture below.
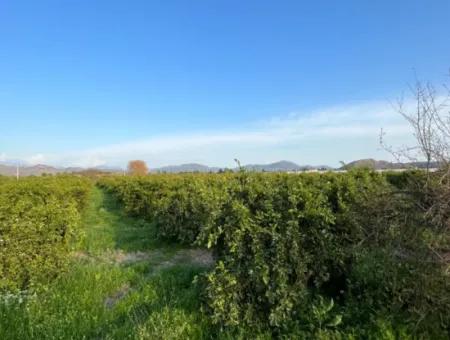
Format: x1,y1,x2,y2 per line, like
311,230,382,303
16,162,19,181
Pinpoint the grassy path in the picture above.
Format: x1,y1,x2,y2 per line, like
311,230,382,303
1,187,217,340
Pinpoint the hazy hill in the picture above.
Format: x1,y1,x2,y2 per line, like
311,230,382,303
0,164,18,176
1,159,439,177
342,159,392,170
0,160,332,176
0,164,60,176
243,160,300,172
152,161,332,173
342,159,439,170
242,161,332,172
153,163,220,173
0,163,120,176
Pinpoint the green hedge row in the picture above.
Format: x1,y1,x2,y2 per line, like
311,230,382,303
100,174,227,245
99,171,449,337
0,175,92,292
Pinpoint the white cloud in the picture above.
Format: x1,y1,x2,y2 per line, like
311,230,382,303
26,154,47,165
18,99,417,168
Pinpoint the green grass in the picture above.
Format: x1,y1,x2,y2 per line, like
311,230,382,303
79,187,160,253
0,263,219,339
0,187,246,339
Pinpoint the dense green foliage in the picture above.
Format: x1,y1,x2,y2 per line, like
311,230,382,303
0,172,447,338
0,176,92,292
100,171,449,338
100,174,226,245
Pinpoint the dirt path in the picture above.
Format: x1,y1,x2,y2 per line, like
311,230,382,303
77,187,214,309
0,187,217,340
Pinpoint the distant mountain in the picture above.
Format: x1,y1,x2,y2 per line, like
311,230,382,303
153,163,220,173
64,167,85,173
0,163,120,176
243,161,331,172
151,161,332,173
24,164,61,176
342,159,391,170
0,164,18,176
1,158,437,177
243,160,301,172
342,159,439,170
0,164,60,176
92,165,124,173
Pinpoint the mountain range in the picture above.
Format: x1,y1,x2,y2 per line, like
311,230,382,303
151,163,220,173
151,161,332,173
0,159,439,177
242,160,331,172
0,162,122,177
341,159,439,170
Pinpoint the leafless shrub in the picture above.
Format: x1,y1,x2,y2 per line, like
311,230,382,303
381,73,450,168
381,71,450,232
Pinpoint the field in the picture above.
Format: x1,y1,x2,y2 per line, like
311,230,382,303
0,171,448,339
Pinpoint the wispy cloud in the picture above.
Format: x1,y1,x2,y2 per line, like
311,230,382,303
18,100,416,168
26,153,47,165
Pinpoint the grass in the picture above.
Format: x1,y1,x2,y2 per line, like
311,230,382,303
79,186,161,253
0,187,245,340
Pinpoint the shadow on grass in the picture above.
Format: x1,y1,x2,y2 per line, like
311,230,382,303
100,190,159,251
82,187,179,253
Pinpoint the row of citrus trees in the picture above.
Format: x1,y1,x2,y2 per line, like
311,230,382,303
0,175,92,293
99,170,449,337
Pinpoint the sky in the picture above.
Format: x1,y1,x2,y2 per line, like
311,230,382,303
0,0,449,168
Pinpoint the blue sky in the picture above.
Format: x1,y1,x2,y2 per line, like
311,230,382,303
0,1,449,168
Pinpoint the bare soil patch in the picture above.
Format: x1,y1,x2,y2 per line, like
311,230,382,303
104,283,132,309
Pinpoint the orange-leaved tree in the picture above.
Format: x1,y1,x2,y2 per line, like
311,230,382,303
127,160,149,176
